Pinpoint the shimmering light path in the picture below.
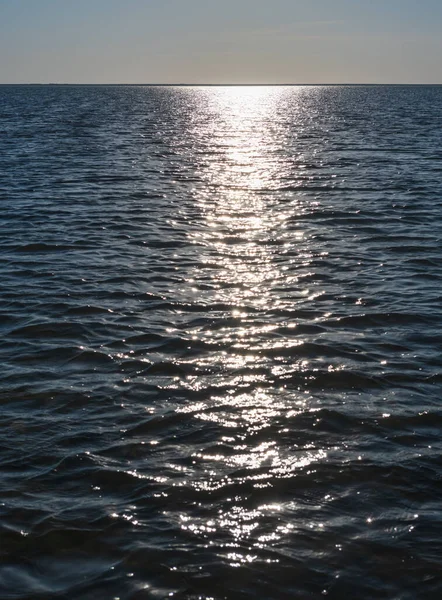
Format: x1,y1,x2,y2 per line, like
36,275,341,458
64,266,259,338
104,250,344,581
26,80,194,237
1,85,442,599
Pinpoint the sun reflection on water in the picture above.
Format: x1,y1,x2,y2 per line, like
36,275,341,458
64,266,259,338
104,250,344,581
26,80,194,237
172,87,328,564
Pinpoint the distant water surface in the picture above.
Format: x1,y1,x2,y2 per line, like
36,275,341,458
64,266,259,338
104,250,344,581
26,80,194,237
1,85,442,599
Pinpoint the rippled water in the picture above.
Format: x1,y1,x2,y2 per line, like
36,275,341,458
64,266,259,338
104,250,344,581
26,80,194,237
1,85,442,599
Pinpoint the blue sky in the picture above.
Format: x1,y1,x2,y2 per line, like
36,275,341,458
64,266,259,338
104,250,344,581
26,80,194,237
1,0,442,83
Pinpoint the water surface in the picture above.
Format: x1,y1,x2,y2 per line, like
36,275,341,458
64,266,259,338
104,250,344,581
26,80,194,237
1,85,442,599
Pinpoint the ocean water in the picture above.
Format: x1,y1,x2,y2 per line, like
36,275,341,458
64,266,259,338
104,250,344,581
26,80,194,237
0,84,442,599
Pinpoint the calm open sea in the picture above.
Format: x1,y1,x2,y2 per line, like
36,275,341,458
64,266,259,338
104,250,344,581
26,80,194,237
1,85,442,599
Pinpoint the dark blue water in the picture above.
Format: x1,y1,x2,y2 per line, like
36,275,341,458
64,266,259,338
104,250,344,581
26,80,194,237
1,85,442,599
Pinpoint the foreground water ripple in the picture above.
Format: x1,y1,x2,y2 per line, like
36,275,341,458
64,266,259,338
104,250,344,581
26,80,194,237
1,84,442,599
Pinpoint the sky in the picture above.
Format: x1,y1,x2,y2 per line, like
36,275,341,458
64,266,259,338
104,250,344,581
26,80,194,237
1,0,442,84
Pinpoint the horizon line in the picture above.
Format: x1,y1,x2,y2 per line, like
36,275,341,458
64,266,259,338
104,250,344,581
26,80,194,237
1,82,442,87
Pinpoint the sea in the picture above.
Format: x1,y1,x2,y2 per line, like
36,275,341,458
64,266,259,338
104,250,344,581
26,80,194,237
1,84,441,599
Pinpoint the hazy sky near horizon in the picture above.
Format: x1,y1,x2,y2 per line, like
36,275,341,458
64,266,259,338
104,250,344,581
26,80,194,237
1,0,442,84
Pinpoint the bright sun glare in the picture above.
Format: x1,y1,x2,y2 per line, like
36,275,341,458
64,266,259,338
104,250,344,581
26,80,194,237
174,86,326,564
